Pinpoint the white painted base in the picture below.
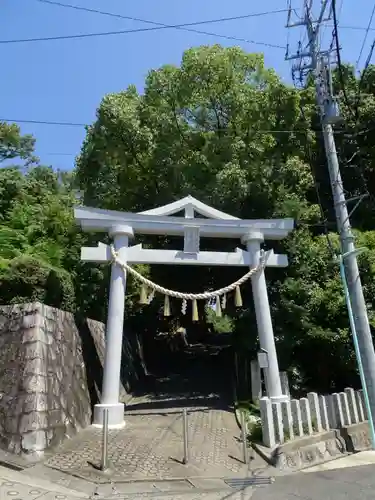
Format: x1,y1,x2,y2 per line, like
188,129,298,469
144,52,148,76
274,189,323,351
270,394,290,403
92,403,125,428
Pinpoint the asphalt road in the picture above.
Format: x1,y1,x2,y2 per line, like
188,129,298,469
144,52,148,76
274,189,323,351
252,464,375,500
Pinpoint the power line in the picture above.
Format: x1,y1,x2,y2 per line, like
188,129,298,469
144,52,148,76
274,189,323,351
332,0,355,118
36,0,288,27
350,38,375,130
299,103,336,256
331,0,375,123
0,118,87,127
1,2,286,49
364,39,375,69
287,0,375,440
336,24,375,32
337,0,344,20
0,28,284,49
356,2,375,69
0,117,351,136
358,38,375,92
332,0,375,212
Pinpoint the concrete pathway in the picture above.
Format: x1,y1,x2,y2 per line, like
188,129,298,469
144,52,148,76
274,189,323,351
42,403,268,482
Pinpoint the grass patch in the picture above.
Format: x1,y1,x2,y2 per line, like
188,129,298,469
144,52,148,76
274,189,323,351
235,400,262,443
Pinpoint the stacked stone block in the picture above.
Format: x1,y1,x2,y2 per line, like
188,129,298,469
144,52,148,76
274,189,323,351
260,387,369,448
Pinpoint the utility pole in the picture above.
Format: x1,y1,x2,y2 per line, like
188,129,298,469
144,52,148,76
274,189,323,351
286,0,375,428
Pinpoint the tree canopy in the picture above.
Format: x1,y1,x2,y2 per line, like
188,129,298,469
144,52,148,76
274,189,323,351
1,45,375,395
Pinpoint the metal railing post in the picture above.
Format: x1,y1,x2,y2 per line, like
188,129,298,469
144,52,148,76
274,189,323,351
240,410,248,465
182,408,189,464
101,409,109,471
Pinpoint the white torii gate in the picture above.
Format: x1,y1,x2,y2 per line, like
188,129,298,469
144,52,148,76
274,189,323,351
75,195,294,428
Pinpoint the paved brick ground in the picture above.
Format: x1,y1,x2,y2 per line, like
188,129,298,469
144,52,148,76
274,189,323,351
43,402,266,483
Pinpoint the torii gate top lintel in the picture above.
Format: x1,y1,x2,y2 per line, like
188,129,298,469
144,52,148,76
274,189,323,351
74,195,294,241
138,194,239,220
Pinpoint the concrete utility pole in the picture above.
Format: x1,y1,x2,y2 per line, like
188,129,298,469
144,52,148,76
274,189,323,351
286,0,375,426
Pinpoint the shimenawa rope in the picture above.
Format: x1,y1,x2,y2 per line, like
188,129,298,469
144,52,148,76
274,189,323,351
110,245,268,301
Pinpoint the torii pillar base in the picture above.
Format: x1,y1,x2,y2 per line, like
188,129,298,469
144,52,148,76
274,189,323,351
92,403,126,429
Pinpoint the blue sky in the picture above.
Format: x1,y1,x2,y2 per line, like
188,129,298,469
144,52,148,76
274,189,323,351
1,0,374,171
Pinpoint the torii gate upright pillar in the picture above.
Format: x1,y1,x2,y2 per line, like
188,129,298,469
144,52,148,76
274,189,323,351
93,225,133,428
242,232,284,402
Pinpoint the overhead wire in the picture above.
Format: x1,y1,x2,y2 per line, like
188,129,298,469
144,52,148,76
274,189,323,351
0,117,348,134
0,28,285,49
355,39,375,110
321,0,340,52
5,0,371,222
331,0,375,220
328,0,343,50
335,24,375,32
355,1,375,69
0,118,87,127
332,0,375,122
1,1,286,48
36,0,288,27
295,76,336,255
332,0,356,119
285,2,337,255
362,39,375,73
306,124,338,256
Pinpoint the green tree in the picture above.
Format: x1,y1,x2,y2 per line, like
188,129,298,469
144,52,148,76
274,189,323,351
75,46,375,394
0,122,37,165
0,165,78,311
0,161,143,320
1,50,374,396
75,46,320,364
76,45,317,220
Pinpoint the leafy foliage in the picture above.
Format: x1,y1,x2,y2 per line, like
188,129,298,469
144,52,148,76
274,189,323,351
0,122,37,165
2,47,375,395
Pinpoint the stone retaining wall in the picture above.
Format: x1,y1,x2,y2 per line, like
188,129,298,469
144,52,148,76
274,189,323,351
0,303,92,459
0,302,142,460
82,317,129,404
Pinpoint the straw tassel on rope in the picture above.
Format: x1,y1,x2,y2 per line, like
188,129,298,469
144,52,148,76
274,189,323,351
163,295,171,317
139,284,148,304
215,296,222,317
192,299,199,322
221,293,227,310
234,286,243,307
